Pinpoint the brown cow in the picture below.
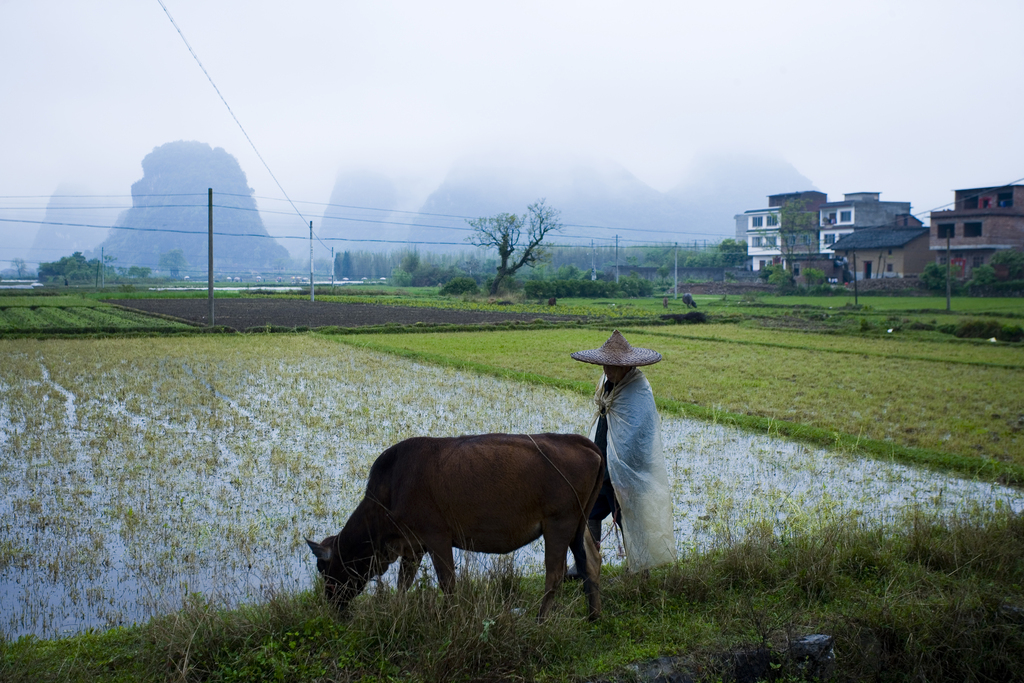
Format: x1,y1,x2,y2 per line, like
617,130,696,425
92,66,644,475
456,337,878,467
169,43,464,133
306,433,604,620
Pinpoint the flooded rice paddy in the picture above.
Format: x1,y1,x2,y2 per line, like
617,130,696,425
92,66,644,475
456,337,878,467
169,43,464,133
1,336,1022,639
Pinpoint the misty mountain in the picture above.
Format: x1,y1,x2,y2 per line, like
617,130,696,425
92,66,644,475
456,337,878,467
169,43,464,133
24,184,118,266
318,170,418,250
96,141,288,275
368,152,814,252
668,153,818,240
415,154,684,249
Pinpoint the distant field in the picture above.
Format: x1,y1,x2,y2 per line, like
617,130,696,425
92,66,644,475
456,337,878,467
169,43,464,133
336,327,1024,472
0,299,195,334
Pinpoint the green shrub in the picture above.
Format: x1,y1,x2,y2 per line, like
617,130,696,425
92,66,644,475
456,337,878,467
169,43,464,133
618,273,653,298
991,249,1024,279
523,279,622,299
967,264,998,288
920,262,964,293
803,267,825,285
1000,324,1024,342
439,277,479,296
953,318,1002,339
766,265,794,288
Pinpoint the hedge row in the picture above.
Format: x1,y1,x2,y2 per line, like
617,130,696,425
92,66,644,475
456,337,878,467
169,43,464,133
524,277,654,299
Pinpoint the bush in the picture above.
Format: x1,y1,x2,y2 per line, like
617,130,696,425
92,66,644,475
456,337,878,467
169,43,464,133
968,264,998,288
991,249,1024,279
803,267,825,285
390,267,413,287
440,277,479,296
920,262,964,293
524,279,620,299
951,318,1022,341
618,273,653,298
766,265,794,288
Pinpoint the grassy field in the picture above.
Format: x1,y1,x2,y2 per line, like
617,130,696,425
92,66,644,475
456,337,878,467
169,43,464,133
0,296,197,334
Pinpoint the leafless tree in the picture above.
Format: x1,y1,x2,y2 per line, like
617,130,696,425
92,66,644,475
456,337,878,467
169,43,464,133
467,199,563,295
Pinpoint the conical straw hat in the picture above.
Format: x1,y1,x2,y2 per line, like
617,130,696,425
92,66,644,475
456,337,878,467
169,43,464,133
570,330,662,366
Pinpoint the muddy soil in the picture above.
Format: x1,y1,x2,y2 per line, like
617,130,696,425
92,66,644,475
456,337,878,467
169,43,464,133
108,298,582,331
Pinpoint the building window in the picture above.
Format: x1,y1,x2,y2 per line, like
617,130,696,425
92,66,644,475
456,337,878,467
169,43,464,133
839,210,852,222
937,223,955,238
998,192,1013,208
827,212,836,225
793,265,801,276
759,260,767,269
886,264,893,272
824,233,836,245
972,255,985,267
766,214,778,226
939,256,947,265
888,249,892,255
963,196,979,210
751,236,763,247
964,222,982,237
751,216,763,227
765,236,777,247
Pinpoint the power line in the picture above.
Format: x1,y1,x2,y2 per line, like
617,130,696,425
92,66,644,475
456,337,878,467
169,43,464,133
154,0,315,241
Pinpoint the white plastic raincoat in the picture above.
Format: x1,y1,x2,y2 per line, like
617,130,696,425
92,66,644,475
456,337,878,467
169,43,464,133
589,368,676,570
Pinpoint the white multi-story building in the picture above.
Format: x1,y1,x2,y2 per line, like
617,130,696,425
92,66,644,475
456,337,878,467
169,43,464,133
818,192,914,254
737,191,919,273
736,191,826,271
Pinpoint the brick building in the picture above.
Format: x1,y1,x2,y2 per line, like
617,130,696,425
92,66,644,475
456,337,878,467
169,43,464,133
829,226,931,280
928,185,1024,277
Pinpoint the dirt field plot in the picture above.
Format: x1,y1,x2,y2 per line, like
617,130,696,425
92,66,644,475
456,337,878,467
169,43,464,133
108,298,583,330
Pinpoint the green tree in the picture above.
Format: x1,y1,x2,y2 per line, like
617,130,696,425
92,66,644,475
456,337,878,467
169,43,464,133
13,258,29,278
717,238,748,267
158,249,188,279
920,261,963,292
991,249,1024,280
803,267,826,285
777,199,817,271
335,251,353,279
38,251,95,283
467,199,563,295
968,264,997,287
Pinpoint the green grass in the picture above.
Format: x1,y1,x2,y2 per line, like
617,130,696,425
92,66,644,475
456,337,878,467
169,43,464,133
0,304,195,335
5,510,1023,682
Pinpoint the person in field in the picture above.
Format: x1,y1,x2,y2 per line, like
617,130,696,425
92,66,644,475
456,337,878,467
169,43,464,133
567,330,676,575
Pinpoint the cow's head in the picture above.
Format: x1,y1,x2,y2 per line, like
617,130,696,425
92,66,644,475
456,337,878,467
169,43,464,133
305,535,375,610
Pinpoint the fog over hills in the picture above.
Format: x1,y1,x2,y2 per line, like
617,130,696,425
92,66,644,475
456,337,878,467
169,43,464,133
24,184,118,266
316,151,816,254
668,153,818,240
96,141,288,275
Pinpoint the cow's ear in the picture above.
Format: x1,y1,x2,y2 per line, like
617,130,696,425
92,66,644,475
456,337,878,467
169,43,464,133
306,538,332,561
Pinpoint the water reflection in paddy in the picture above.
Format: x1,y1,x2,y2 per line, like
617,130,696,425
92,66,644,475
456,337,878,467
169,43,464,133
1,336,1021,638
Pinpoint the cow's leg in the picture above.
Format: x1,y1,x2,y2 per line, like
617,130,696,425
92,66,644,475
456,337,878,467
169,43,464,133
427,542,457,593
569,520,602,620
397,551,424,592
538,522,574,621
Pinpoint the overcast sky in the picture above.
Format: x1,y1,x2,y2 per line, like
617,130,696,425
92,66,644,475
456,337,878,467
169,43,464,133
2,0,1022,262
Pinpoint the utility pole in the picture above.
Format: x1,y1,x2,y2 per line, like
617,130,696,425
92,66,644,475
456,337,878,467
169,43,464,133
208,188,214,327
100,247,104,288
674,242,678,299
615,235,619,283
945,233,952,312
590,239,596,281
852,252,859,306
309,221,315,302
331,247,335,291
